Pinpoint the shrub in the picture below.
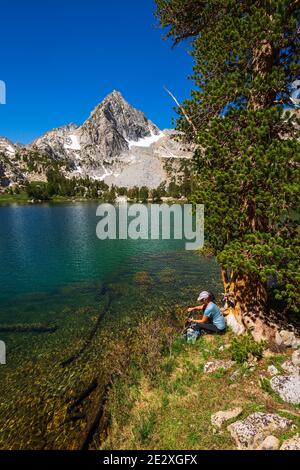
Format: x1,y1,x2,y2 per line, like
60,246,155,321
230,333,265,364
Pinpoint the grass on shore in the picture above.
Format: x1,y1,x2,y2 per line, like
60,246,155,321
0,191,29,203
0,193,98,204
100,332,300,450
0,192,185,205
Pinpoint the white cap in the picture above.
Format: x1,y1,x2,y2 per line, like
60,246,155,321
197,291,210,301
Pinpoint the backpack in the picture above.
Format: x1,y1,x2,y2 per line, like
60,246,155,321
186,327,200,344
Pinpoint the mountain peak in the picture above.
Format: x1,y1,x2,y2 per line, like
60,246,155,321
83,90,161,146
100,89,129,109
104,90,123,101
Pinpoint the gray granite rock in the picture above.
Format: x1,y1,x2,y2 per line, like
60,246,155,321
280,435,300,450
268,365,279,376
292,350,300,367
28,91,193,189
257,435,280,450
270,374,300,404
225,313,245,335
227,412,292,450
275,330,300,349
1,91,193,190
203,360,235,374
211,407,243,429
281,360,299,376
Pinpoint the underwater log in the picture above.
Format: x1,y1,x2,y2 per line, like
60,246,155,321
61,293,111,367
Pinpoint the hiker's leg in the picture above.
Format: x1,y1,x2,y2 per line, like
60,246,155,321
191,323,202,332
198,323,219,333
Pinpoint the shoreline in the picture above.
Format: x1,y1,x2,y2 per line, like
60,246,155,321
0,194,187,206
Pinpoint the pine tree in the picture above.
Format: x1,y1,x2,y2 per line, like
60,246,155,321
139,186,149,202
156,0,300,341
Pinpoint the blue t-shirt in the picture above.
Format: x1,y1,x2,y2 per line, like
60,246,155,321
204,302,225,330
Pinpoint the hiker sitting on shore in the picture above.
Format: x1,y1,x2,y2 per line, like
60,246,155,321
187,291,226,334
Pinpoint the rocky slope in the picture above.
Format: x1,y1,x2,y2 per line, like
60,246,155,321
0,138,26,187
0,91,192,189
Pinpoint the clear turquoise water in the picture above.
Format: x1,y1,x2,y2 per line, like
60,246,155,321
0,202,222,449
0,202,199,303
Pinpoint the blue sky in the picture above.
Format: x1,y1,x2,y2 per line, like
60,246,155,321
0,0,194,144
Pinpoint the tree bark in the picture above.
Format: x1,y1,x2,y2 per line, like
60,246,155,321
226,34,281,341
221,268,300,342
222,268,278,342
248,39,278,110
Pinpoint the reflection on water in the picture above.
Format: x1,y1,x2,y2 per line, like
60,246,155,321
0,203,222,449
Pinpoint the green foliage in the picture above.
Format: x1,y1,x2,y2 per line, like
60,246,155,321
168,181,181,198
103,329,300,450
127,186,140,201
136,411,156,443
105,184,116,203
259,376,274,394
26,182,50,201
156,0,300,314
212,368,227,379
116,186,128,196
139,186,149,202
24,169,111,201
151,187,162,203
230,333,265,364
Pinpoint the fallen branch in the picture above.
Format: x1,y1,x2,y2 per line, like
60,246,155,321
79,380,111,450
164,86,198,136
68,378,98,412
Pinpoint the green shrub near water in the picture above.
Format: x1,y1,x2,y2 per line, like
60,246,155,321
230,333,266,364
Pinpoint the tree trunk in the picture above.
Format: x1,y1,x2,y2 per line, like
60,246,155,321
248,39,278,110
221,268,300,343
221,268,279,342
226,35,281,342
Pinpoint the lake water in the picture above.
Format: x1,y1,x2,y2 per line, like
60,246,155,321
0,202,222,449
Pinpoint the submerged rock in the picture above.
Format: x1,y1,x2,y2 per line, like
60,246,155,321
270,375,300,404
133,271,153,285
227,412,292,450
211,407,243,429
203,360,235,374
280,435,300,450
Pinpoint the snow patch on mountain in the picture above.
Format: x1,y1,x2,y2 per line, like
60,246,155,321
127,131,165,149
1,91,193,189
64,135,81,151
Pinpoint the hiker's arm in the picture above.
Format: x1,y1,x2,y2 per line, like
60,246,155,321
189,315,209,324
187,306,204,313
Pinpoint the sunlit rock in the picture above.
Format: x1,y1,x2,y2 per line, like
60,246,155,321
211,407,243,429
280,435,300,450
203,360,235,374
228,412,292,450
270,375,300,404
